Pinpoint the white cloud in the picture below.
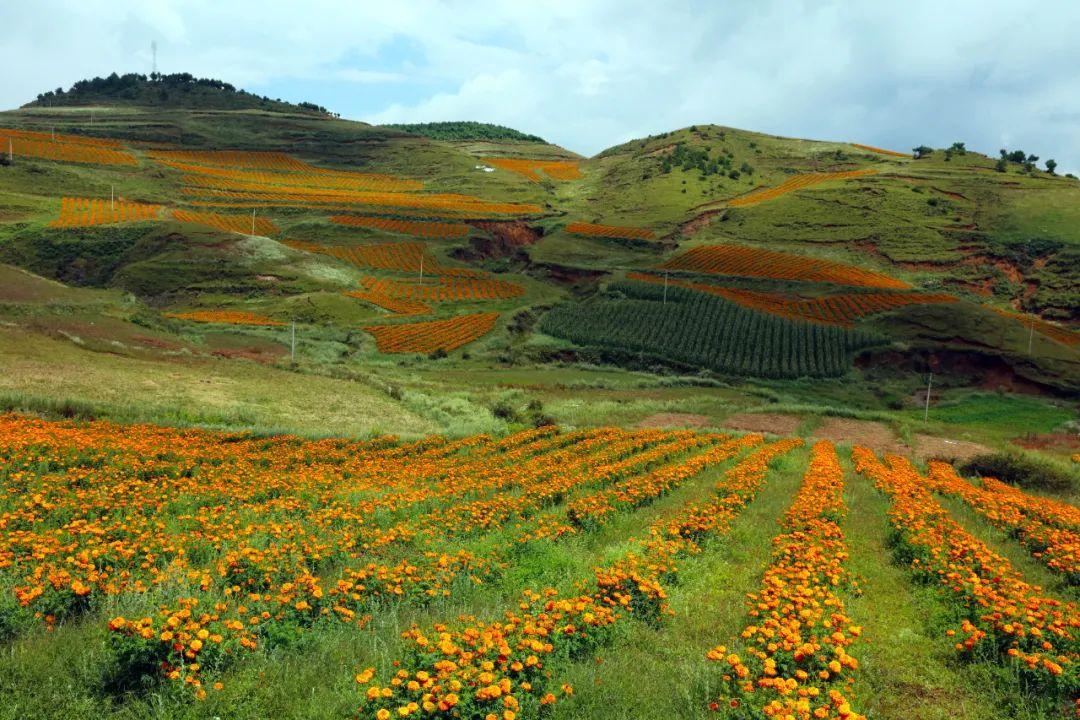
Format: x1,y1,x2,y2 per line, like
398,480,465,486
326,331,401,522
335,69,408,84
0,1,1077,171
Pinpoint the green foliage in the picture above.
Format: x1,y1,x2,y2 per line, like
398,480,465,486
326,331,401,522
959,452,1076,493
540,282,883,379
913,145,933,159
382,121,545,142
1045,159,1057,175
27,71,331,115
0,224,152,286
659,141,734,177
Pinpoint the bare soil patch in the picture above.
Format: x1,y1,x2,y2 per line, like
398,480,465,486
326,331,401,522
912,434,992,463
811,417,907,455
637,412,713,429
721,412,801,435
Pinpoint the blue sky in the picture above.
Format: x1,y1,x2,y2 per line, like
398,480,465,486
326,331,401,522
2,1,1078,172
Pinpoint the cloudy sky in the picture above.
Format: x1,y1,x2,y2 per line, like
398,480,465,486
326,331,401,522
3,1,1078,170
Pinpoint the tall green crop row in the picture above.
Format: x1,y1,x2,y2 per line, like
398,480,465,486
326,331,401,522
539,282,882,378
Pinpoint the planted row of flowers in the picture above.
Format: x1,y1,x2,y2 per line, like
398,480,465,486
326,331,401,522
708,440,864,720
853,448,1078,707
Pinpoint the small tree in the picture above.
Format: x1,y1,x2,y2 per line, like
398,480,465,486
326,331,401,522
913,145,933,159
1045,159,1057,175
949,141,966,155
1023,154,1039,173
995,158,1008,173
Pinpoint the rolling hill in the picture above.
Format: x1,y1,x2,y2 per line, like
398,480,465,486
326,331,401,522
0,72,1076,449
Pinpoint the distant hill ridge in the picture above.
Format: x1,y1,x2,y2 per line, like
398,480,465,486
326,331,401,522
383,121,545,143
24,72,335,116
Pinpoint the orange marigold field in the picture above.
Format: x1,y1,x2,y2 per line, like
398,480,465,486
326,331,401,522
163,310,285,326
727,169,876,207
2,414,781,705
657,244,910,290
992,308,1080,347
566,221,656,241
148,149,313,171
850,143,909,158
49,197,163,228
183,186,540,216
358,274,525,302
628,273,953,326
151,152,423,192
0,126,137,166
150,147,539,217
330,215,470,239
485,157,582,182
343,288,433,317
172,209,280,236
363,312,499,353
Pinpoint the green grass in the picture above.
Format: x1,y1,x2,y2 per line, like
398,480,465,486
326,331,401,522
911,391,1074,435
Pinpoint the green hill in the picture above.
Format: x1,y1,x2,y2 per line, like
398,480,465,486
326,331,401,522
383,121,546,143
27,72,332,115
0,73,1076,448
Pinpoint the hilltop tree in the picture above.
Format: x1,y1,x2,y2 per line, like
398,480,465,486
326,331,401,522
1045,158,1057,175
913,145,933,159
949,142,967,155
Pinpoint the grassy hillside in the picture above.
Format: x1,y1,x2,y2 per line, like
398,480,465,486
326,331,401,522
0,76,1075,456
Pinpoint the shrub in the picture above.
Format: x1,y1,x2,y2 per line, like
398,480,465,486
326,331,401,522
959,452,1076,493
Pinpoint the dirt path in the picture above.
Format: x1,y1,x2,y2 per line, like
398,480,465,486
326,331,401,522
912,434,991,462
811,417,907,455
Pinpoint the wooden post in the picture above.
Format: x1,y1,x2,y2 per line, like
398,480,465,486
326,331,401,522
110,184,114,211
7,139,12,163
923,372,933,422
290,321,296,362
418,253,424,286
1027,319,1034,355
663,270,668,305
251,208,256,234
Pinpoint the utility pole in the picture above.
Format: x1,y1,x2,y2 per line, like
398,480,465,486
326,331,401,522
290,321,296,362
251,208,256,234
110,184,115,211
418,253,424,286
152,41,158,76
662,270,669,305
1027,319,1035,355
923,372,933,422
7,139,12,163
